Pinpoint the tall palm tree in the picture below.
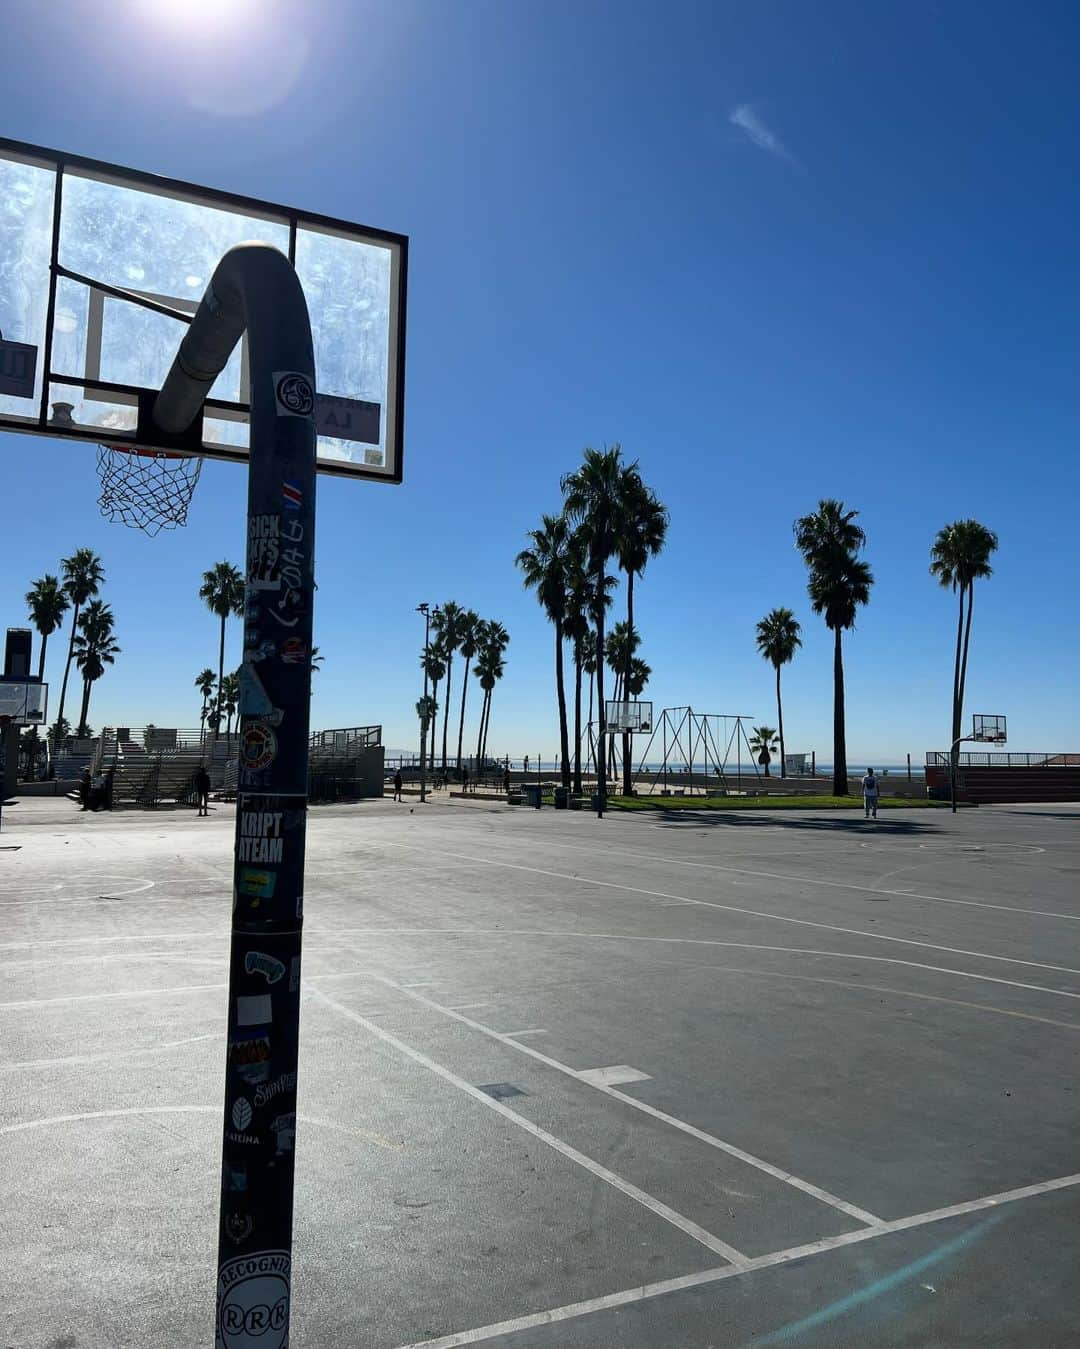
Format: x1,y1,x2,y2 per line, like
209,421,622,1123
930,521,999,765
755,608,802,778
432,602,464,775
604,619,641,779
561,445,628,812
199,561,245,740
221,671,241,739
454,609,481,773
794,500,873,796
417,693,438,771
72,601,119,736
517,514,573,791
473,620,509,768
615,472,668,792
195,668,216,733
563,542,592,795
748,725,780,777
26,574,70,682
57,549,105,737
421,644,446,783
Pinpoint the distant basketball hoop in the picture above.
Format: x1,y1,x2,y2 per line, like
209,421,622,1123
96,442,204,535
605,699,652,734
971,713,1007,744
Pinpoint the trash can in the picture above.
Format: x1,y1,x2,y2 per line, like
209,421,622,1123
553,786,568,809
524,784,542,809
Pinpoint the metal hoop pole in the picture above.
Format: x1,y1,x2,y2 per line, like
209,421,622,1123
154,243,315,1345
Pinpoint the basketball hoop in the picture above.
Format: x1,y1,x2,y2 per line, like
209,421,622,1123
96,443,203,536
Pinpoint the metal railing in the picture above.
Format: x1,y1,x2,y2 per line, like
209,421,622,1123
926,751,1080,768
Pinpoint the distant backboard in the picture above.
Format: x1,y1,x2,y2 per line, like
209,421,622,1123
0,137,406,482
972,713,1006,743
606,700,653,733
0,680,47,726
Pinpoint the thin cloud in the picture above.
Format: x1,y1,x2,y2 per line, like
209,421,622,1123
729,104,801,169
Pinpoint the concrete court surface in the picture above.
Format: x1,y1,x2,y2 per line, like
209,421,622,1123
1,793,1078,1347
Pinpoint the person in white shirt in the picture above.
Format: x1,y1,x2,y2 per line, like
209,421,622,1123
862,768,879,819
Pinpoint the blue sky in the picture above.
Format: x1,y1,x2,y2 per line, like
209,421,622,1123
2,0,1078,762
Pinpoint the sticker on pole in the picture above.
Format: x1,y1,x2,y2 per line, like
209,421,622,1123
273,371,314,418
240,723,278,773
217,1249,290,1349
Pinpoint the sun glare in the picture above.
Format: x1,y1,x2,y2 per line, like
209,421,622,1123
137,0,259,36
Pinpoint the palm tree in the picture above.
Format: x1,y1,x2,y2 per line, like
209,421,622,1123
615,472,668,792
454,609,481,773
794,500,873,795
199,561,245,740
561,445,628,812
748,726,780,777
72,601,119,736
417,694,438,772
26,574,70,683
755,608,802,779
563,542,592,795
195,668,216,733
930,521,999,766
517,514,573,792
604,619,641,779
432,602,464,775
310,646,324,675
472,620,509,769
57,549,105,737
421,644,446,783
221,671,241,739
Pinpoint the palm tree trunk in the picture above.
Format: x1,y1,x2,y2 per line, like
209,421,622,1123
950,585,966,772
455,655,471,771
441,656,453,774
608,672,621,779
595,570,607,813
775,663,786,778
622,570,634,794
586,668,594,775
56,603,80,733
957,582,976,738
554,620,570,791
213,613,227,748
475,688,486,771
832,626,848,795
430,678,441,781
78,676,92,736
573,649,583,795
480,688,491,763
37,633,48,683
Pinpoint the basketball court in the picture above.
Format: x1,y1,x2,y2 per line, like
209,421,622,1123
3,794,1078,1346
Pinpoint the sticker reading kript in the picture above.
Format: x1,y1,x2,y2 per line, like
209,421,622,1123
245,951,286,985
274,370,315,418
238,808,284,863
240,723,277,774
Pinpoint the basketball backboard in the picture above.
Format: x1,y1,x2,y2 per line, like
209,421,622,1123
0,680,47,726
0,136,406,482
605,700,653,733
972,713,1006,743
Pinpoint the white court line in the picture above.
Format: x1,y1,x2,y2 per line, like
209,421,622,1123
308,985,749,1265
391,1171,1080,1349
444,1002,492,1011
372,974,882,1228
502,1028,548,1038
0,982,227,1011
396,841,1080,982
0,877,156,907
1,1032,218,1073
497,832,1079,924
0,928,222,953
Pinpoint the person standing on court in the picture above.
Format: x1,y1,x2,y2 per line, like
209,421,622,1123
392,769,403,802
861,767,879,819
194,764,211,817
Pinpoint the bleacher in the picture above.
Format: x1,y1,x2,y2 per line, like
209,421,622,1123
91,727,238,808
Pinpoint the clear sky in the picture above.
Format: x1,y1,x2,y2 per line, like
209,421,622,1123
2,0,1077,763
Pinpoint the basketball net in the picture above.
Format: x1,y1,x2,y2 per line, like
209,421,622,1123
96,444,204,536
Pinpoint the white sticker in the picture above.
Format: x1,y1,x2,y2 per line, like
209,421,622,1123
237,994,272,1026
217,1250,290,1348
273,371,314,418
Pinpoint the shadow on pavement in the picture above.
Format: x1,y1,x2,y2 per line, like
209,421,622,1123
645,811,942,835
